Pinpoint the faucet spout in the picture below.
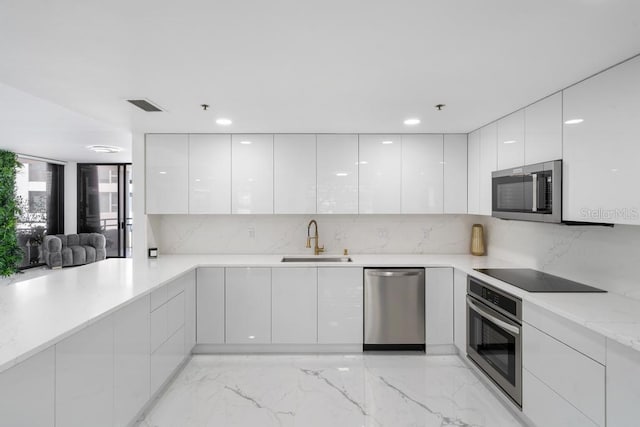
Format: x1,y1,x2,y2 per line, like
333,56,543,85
306,219,324,255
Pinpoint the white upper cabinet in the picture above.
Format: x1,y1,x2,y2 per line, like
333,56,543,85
444,134,468,214
467,130,480,215
146,134,189,214
188,134,231,214
401,134,444,213
563,56,640,225
359,135,402,213
274,134,316,214
497,110,525,169
231,134,274,214
316,134,359,214
479,123,497,215
524,92,562,164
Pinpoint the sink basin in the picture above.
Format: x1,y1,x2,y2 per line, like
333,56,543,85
281,256,353,263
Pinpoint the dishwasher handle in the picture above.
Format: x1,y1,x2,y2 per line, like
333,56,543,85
366,270,423,277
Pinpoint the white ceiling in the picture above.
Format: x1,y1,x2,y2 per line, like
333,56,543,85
1,0,640,162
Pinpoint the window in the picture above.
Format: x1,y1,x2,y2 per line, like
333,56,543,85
16,157,64,269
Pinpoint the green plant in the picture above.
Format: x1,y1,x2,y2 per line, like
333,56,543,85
0,150,23,277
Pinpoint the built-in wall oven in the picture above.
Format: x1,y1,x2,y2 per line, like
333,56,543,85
492,159,562,223
467,276,523,407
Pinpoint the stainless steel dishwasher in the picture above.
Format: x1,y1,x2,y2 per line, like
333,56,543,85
364,268,425,351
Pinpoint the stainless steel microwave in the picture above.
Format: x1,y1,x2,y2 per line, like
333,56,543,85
492,160,562,223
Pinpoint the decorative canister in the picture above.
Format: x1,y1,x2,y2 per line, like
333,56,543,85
470,224,486,256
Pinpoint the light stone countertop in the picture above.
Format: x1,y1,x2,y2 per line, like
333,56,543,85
1,253,639,375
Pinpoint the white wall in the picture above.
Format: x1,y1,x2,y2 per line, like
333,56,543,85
149,214,478,255
484,217,640,301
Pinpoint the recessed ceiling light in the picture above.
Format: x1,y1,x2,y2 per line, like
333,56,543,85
216,118,232,126
86,145,123,153
404,118,420,125
564,118,584,125
381,140,394,145
159,171,167,175
503,140,517,144
356,161,368,165
335,172,349,177
240,140,252,145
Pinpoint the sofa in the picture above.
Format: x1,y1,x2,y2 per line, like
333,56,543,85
42,233,107,269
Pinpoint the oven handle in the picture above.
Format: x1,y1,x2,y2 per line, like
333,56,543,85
466,296,521,335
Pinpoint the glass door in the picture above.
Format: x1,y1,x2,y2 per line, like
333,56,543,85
77,164,132,258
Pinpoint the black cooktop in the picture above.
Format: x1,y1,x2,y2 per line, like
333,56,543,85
474,268,607,293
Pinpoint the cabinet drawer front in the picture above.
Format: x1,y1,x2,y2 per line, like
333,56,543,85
167,276,187,300
150,286,168,312
150,304,168,353
150,327,185,395
524,323,604,426
524,301,605,363
167,292,185,338
523,369,599,427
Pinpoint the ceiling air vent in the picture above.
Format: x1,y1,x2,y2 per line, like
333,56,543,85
127,99,163,112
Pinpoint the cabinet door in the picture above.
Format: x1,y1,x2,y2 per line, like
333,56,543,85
467,130,480,214
188,134,231,214
316,134,358,214
401,134,443,213
146,134,189,214
272,267,317,343
150,326,185,394
0,347,54,427
563,56,640,225
114,296,150,427
197,267,225,344
606,338,640,427
56,315,114,427
425,268,453,346
497,110,525,169
444,134,468,214
231,134,274,214
524,92,562,164
183,270,197,354
479,123,497,215
225,267,271,343
359,135,402,213
274,134,316,214
318,267,363,344
453,269,467,355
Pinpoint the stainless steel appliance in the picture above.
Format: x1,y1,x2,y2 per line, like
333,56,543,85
364,268,425,351
492,160,562,223
467,276,523,407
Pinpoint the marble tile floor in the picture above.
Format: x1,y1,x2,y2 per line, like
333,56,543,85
136,354,526,427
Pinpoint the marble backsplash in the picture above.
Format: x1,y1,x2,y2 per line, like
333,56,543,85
484,217,640,300
149,214,480,256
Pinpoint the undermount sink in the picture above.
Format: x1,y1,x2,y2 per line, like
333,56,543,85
281,256,353,263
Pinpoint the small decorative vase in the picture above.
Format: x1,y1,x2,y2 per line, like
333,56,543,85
471,224,486,256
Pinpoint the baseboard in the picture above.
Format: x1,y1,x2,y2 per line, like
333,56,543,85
193,343,363,354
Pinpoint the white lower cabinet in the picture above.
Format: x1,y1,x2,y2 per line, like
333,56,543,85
606,338,640,427
197,267,225,344
425,268,454,346
114,295,150,427
56,315,114,427
452,269,467,355
318,267,363,344
0,347,55,427
523,368,598,427
523,302,606,427
151,326,185,394
272,267,318,343
184,270,197,354
149,275,190,397
225,267,272,344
